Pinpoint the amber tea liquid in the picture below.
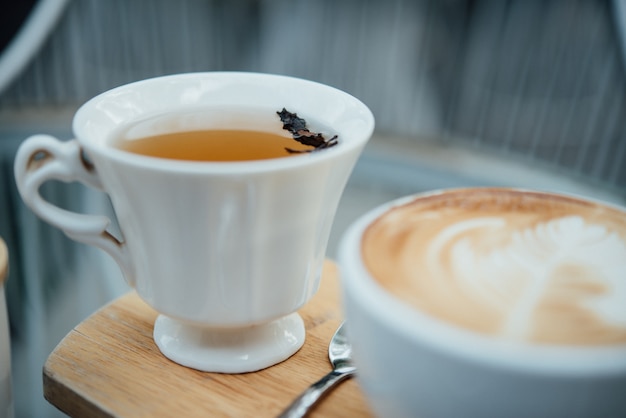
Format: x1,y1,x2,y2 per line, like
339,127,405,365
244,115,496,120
114,129,315,162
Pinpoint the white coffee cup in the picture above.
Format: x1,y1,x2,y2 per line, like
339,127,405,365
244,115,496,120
339,188,626,418
14,72,374,373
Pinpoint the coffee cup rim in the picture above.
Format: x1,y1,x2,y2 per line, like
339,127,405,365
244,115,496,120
72,72,375,174
338,187,626,376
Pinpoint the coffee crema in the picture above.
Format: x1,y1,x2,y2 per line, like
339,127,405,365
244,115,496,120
362,188,626,345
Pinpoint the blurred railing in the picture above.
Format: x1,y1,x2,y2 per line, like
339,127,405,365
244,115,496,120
2,0,625,193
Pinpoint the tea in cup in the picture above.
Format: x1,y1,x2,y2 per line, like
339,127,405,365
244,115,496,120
339,188,626,417
14,72,374,373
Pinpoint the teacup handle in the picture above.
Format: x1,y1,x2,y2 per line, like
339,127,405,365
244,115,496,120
14,135,134,286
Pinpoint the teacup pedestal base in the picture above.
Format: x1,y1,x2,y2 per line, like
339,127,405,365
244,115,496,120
153,312,305,373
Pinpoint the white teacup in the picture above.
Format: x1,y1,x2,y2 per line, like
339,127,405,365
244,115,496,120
14,72,374,373
339,188,626,418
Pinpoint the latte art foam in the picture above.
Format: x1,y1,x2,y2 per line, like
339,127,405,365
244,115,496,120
362,189,626,345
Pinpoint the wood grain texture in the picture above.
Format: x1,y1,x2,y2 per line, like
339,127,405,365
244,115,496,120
0,238,7,284
43,260,374,417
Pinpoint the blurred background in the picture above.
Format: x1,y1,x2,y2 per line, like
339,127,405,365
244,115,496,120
1,0,625,416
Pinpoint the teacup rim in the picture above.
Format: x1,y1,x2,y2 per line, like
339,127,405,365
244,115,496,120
72,71,375,174
338,187,626,376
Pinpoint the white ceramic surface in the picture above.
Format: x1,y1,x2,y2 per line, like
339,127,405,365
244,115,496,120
154,312,305,373
338,189,626,418
14,72,374,372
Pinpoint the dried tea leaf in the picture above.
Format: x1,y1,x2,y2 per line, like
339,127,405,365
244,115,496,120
277,108,308,133
277,108,338,153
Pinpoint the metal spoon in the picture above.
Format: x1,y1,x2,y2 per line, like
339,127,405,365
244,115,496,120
278,322,356,418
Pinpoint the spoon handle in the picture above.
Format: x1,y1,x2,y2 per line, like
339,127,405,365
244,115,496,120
277,367,356,418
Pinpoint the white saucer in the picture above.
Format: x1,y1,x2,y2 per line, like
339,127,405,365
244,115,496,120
153,312,305,373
